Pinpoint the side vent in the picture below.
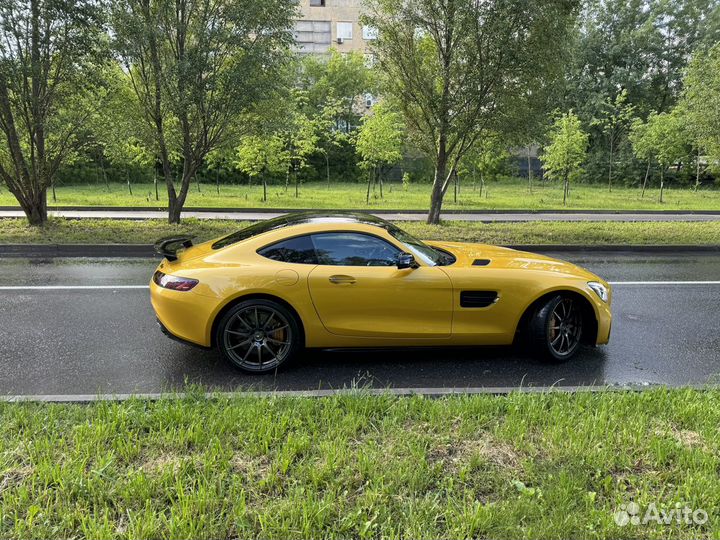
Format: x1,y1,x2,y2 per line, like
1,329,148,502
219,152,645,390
460,291,498,308
472,259,491,266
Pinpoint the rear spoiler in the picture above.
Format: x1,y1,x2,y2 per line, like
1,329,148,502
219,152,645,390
154,235,194,261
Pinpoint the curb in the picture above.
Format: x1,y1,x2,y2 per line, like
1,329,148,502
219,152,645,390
2,383,713,402
2,205,720,216
2,244,719,258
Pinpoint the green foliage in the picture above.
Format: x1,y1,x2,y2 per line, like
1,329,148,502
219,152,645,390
355,102,404,171
235,136,287,179
110,0,295,220
365,0,578,221
681,43,720,172
0,0,109,223
541,112,589,183
630,111,687,170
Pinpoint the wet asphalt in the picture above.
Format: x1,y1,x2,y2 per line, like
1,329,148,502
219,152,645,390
1,251,719,396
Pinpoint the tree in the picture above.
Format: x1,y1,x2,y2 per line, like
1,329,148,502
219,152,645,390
111,0,294,223
355,101,404,203
541,112,588,206
458,134,509,198
591,89,636,191
680,43,720,177
0,0,107,225
365,0,578,223
235,135,287,203
628,110,686,202
280,92,318,198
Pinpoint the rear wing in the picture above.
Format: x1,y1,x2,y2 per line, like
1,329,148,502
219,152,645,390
154,236,194,261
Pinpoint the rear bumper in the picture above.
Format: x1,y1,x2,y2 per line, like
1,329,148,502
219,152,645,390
156,318,211,350
150,281,218,347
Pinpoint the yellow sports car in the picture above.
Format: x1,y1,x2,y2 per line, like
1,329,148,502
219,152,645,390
150,212,611,373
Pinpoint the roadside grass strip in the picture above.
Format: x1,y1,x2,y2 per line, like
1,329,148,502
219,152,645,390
1,218,720,246
1,387,719,539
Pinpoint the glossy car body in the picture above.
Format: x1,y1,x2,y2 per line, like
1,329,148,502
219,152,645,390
150,212,611,367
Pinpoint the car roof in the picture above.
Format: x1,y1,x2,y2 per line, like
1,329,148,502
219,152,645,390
211,211,394,250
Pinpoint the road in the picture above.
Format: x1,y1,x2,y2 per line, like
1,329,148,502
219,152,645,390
2,208,720,222
1,251,719,396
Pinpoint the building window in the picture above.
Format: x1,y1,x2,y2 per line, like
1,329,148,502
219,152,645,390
336,22,353,40
362,25,378,40
309,0,325,6
294,20,331,53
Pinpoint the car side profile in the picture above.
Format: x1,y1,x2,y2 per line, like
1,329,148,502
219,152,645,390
150,212,612,373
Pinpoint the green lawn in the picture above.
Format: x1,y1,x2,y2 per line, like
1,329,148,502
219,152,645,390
1,217,719,245
1,179,719,210
1,389,719,539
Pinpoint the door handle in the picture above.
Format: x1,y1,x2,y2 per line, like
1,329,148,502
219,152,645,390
329,275,356,284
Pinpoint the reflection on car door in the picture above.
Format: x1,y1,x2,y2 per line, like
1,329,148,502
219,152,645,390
306,232,453,338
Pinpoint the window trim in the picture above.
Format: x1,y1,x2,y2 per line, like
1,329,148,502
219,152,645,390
256,230,408,267
336,21,353,40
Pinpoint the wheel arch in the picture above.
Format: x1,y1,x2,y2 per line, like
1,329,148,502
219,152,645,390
208,292,306,348
514,287,599,346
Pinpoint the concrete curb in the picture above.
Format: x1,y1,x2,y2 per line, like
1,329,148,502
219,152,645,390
3,205,720,216
2,383,715,402
1,243,720,258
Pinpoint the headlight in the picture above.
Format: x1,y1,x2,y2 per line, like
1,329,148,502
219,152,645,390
587,281,608,302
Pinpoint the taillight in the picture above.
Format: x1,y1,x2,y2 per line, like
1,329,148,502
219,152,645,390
153,271,198,291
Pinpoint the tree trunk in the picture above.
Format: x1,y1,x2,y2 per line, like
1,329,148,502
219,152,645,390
366,168,372,204
379,167,383,199
285,168,289,192
608,139,613,192
326,152,330,189
427,141,449,224
216,168,220,196
100,154,109,192
563,172,569,206
453,169,458,203
694,149,701,192
261,170,267,202
196,174,201,193
126,171,133,196
19,188,48,226
168,195,182,224
641,160,650,198
527,146,533,194
294,165,299,198
51,180,57,203
154,169,159,201
659,167,664,203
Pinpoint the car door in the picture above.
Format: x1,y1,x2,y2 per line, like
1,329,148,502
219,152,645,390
307,232,453,338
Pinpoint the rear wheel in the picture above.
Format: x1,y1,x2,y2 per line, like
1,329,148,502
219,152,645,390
528,295,583,362
216,299,301,373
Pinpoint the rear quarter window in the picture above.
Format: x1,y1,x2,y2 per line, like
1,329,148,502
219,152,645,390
257,235,317,264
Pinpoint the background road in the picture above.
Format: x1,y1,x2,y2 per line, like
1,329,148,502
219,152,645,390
2,208,720,222
1,251,719,396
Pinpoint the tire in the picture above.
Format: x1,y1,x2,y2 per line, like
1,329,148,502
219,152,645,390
215,299,302,374
528,295,583,362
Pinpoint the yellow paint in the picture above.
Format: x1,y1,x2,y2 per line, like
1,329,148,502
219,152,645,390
150,220,612,349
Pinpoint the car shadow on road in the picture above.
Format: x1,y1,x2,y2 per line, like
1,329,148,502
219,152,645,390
168,344,610,392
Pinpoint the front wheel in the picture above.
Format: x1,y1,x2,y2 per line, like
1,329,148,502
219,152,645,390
528,295,583,362
215,299,302,373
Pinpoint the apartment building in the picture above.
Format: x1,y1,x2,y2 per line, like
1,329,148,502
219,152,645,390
294,0,377,58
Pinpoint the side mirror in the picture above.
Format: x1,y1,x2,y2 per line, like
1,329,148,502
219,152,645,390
396,252,417,269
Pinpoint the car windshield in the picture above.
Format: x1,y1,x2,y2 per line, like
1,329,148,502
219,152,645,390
387,225,452,266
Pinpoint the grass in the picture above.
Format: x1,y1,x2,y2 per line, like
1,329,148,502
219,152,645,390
1,217,719,246
1,388,719,539
1,179,720,211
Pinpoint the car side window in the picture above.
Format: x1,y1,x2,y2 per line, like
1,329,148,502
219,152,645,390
311,232,401,266
257,235,317,264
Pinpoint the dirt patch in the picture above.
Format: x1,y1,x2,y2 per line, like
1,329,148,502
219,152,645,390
139,453,185,474
0,464,34,491
430,435,522,473
231,452,271,478
655,425,708,450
